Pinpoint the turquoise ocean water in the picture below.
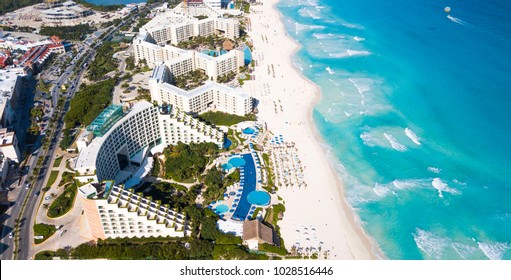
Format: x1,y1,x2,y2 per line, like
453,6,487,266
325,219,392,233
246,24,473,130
277,0,511,259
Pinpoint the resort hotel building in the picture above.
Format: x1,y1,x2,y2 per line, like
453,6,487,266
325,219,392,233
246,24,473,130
80,181,190,239
74,101,224,186
133,6,254,116
149,63,253,116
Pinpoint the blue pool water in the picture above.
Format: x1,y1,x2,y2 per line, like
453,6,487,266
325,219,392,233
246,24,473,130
278,0,511,259
247,191,270,206
232,154,257,220
215,204,229,214
223,138,232,149
201,49,228,57
243,45,253,65
222,163,233,171
242,127,256,135
228,157,246,167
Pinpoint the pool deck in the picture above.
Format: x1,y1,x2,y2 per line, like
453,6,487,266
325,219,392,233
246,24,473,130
210,150,267,221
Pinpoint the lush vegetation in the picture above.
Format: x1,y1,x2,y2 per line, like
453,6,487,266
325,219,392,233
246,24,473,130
0,0,39,16
177,34,227,50
203,168,240,205
125,56,136,71
217,71,237,83
59,128,75,150
144,182,198,212
199,111,256,126
132,17,151,33
45,171,59,188
174,69,208,90
40,24,96,41
163,142,219,182
58,172,75,187
259,243,287,256
86,43,119,81
53,157,63,168
64,78,116,128
33,224,57,244
47,183,77,218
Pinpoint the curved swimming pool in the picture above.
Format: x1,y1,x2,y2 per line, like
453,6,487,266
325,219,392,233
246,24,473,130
247,190,270,206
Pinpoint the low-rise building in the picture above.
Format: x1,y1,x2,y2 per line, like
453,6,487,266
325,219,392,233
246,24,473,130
80,181,189,240
242,219,274,251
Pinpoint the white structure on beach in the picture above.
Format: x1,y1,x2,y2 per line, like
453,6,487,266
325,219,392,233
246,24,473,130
80,182,189,239
74,101,224,184
149,63,253,116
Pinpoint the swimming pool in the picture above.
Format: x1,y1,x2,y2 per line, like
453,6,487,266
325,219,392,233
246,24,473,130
222,163,234,171
242,127,256,135
223,138,232,149
215,204,229,214
231,154,257,221
247,190,271,206
229,157,246,167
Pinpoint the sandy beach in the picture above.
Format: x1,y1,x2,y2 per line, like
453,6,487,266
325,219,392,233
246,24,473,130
243,0,377,259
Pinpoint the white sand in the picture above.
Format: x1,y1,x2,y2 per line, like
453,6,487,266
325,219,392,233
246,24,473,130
243,0,377,259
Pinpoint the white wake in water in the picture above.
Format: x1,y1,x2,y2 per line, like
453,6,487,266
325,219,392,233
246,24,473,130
447,15,468,26
325,67,334,75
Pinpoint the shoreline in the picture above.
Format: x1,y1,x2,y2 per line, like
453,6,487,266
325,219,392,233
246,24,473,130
244,0,378,259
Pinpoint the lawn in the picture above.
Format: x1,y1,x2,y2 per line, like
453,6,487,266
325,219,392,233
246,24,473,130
198,111,256,127
53,156,63,167
33,224,57,244
45,171,59,188
47,183,77,218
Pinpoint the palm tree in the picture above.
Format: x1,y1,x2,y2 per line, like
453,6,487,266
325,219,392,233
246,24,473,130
43,203,50,210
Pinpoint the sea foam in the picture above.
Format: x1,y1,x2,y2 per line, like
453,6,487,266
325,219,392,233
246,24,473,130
478,241,510,260
325,67,335,74
413,229,449,259
427,167,441,174
384,133,407,151
432,178,461,198
405,128,422,145
452,242,477,259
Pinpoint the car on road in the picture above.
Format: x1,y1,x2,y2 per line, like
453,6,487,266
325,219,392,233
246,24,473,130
34,191,40,197
9,233,13,238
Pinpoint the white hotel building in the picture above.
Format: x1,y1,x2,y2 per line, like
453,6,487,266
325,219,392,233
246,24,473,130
74,101,224,184
149,63,253,116
80,182,189,239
